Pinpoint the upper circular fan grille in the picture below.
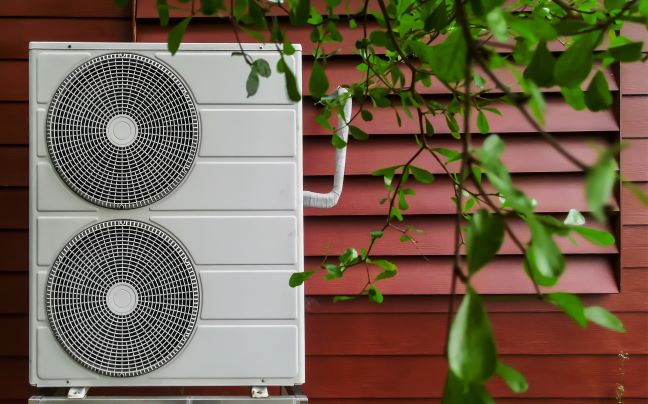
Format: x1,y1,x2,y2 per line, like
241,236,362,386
46,220,200,377
46,53,199,209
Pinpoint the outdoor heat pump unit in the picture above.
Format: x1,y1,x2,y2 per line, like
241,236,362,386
28,42,350,391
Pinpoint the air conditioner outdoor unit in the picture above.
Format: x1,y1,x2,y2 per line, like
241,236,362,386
29,42,349,390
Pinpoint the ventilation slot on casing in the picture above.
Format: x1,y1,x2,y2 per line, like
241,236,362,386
46,220,200,377
46,53,199,209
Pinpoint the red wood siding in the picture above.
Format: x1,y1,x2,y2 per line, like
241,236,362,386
0,0,645,402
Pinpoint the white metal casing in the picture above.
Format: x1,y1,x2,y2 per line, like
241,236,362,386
29,42,304,387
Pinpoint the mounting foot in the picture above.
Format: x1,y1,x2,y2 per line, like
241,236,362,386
251,386,269,398
67,387,88,399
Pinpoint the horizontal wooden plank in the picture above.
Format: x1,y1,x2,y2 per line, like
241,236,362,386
300,60,616,96
304,355,648,398
302,99,618,135
0,355,645,399
0,103,27,145
0,148,27,186
304,135,607,177
305,312,646,355
303,215,617,257
2,268,646,316
136,18,610,54
0,61,619,136
621,96,648,138
1,310,642,358
621,225,648,267
0,216,616,268
304,256,617,295
0,18,132,60
0,134,616,186
304,173,614,217
0,273,26,314
0,62,26,102
621,138,648,181
0,174,609,229
303,267,648,313
0,0,130,17
621,62,648,95
622,182,648,225
0,316,28,356
0,189,27,229
0,231,27,271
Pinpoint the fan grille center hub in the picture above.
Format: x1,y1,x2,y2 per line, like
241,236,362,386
106,283,138,315
106,115,138,147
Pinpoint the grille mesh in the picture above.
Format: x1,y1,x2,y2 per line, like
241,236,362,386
46,220,200,377
46,53,199,209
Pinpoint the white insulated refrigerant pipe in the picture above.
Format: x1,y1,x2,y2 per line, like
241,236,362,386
303,87,352,209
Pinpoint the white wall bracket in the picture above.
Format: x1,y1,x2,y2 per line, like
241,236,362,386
303,87,352,209
67,387,89,399
251,386,269,398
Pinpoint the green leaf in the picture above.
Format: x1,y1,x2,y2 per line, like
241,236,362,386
339,248,359,265
609,37,644,62
246,71,259,98
372,165,400,177
448,289,498,383
373,258,398,281
554,34,597,87
481,134,505,160
561,86,586,110
572,226,615,246
425,2,449,31
349,125,369,141
168,16,192,55
409,166,434,184
288,0,310,25
433,147,461,163
467,210,505,275
331,134,347,148
546,292,587,327
585,71,613,112
370,230,384,238
157,0,170,26
429,31,467,83
584,306,625,332
333,295,358,302
486,8,508,42
367,284,384,304
289,271,313,287
496,362,529,393
445,114,460,138
200,0,222,14
369,30,390,48
115,0,130,7
524,41,555,87
309,60,329,99
564,208,586,226
526,217,565,286
641,0,648,16
279,59,302,102
361,109,373,121
443,370,494,404
470,0,504,16
586,153,617,222
476,111,490,134
253,58,271,78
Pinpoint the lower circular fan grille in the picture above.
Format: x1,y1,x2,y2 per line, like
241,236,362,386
46,220,199,377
